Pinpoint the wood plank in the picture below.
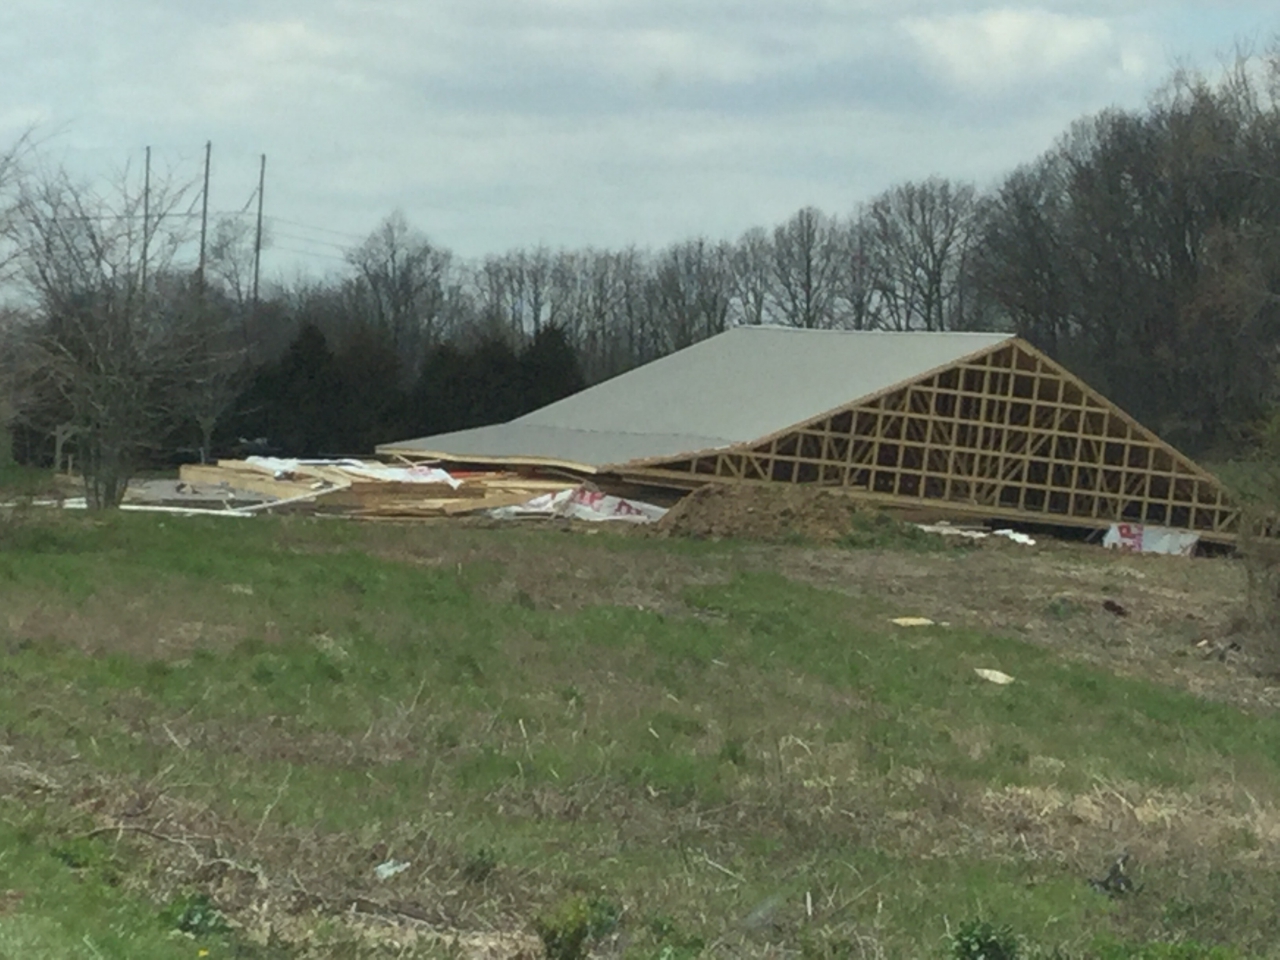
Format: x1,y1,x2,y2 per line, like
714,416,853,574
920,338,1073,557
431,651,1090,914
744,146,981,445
178,464,322,500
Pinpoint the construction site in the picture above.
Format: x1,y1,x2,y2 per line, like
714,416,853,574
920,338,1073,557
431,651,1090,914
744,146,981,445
85,326,1243,556
6,326,1280,959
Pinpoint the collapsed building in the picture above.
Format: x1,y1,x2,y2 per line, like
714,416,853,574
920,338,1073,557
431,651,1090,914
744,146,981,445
378,327,1239,543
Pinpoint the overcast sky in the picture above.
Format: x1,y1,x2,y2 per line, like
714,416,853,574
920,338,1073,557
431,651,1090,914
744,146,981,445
1,2,1275,278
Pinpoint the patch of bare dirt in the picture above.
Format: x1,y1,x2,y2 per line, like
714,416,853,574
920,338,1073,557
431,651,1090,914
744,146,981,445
4,597,249,660
754,539,1280,711
655,484,871,542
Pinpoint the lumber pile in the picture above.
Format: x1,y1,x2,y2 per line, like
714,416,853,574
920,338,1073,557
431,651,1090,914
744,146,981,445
176,458,578,519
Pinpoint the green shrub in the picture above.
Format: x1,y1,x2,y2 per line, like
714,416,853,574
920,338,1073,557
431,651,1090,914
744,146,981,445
718,736,749,767
950,919,1020,960
647,916,706,959
535,896,621,960
840,511,949,551
161,891,228,937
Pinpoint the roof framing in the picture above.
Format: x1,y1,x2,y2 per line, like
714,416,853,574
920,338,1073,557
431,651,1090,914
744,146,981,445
614,338,1239,540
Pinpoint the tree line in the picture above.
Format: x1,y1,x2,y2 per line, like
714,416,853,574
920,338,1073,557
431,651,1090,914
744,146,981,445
1,50,1279,505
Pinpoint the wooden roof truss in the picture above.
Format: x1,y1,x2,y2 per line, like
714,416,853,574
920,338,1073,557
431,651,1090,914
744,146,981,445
621,339,1239,539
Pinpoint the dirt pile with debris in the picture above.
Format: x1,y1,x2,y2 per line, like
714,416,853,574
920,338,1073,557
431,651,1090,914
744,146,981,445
656,483,922,545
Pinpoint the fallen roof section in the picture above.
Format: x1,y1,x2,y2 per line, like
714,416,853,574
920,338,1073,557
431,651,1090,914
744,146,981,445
378,326,1241,541
378,327,1013,469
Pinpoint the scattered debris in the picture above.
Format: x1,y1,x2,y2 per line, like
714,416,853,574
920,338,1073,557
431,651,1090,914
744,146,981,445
918,523,1036,546
891,617,935,627
741,893,785,931
176,458,577,519
994,528,1036,546
1088,852,1136,897
1102,600,1129,617
1195,638,1243,663
1104,522,1200,556
488,486,667,523
974,668,1016,685
373,859,411,881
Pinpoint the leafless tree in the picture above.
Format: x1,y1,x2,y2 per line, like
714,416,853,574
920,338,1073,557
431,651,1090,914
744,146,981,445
0,137,32,463
729,226,773,326
866,178,978,332
833,211,881,330
650,237,733,351
4,161,214,506
473,247,556,340
206,214,264,307
770,207,842,328
347,211,452,372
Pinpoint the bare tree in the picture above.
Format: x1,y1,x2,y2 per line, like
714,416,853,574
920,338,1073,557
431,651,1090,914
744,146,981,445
347,211,451,372
0,136,32,463
172,287,249,464
729,226,773,326
770,207,841,328
650,237,733,351
833,211,880,330
474,247,556,340
866,178,977,332
5,162,210,506
970,157,1072,349
206,215,265,307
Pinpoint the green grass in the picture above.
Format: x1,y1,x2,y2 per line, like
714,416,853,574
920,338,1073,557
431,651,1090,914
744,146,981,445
0,463,61,500
0,813,244,959
0,512,1278,956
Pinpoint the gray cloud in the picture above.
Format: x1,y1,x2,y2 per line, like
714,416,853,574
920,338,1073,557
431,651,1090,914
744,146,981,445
1,1,1276,272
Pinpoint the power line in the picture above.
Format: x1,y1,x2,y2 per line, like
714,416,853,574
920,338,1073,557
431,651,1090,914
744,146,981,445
24,211,204,223
271,230,351,252
270,244,349,263
266,215,365,241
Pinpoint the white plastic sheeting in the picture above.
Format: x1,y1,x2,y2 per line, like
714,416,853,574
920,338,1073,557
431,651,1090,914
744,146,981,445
916,523,1036,545
1103,522,1200,556
243,456,462,488
489,486,668,524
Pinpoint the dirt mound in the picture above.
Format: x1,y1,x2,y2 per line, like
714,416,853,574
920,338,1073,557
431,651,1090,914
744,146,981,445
657,483,878,543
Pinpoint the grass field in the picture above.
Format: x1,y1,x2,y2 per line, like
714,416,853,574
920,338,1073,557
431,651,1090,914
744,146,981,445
0,496,1277,958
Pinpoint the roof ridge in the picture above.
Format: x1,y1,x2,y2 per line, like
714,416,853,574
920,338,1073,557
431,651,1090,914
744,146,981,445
729,325,1011,336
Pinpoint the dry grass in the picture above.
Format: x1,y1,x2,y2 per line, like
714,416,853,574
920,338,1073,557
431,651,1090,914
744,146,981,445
759,538,1271,711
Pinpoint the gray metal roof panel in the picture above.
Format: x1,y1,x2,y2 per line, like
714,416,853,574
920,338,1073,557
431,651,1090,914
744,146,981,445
379,327,1014,468
380,422,732,470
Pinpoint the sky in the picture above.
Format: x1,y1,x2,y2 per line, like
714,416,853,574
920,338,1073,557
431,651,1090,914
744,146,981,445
1,1,1276,279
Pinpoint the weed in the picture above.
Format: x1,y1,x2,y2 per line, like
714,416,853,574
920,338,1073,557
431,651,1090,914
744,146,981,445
161,891,229,937
1046,596,1083,619
719,736,749,767
51,838,98,870
656,943,707,960
951,919,1020,960
534,895,622,960
461,846,498,883
840,510,949,551
646,914,708,956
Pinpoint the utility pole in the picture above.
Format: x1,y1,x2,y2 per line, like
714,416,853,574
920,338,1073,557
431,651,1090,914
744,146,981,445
198,140,211,293
251,153,265,311
141,145,151,299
